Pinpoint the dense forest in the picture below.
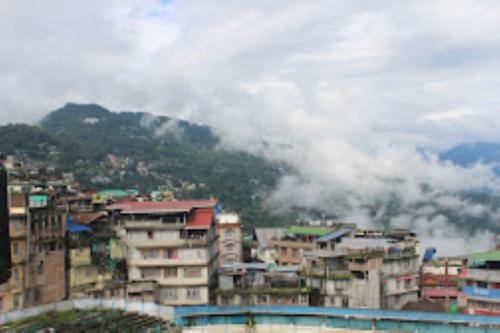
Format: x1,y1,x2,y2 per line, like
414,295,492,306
0,103,297,227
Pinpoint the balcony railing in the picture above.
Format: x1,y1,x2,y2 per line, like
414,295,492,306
465,269,500,283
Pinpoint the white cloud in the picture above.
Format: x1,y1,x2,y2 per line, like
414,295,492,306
1,0,500,254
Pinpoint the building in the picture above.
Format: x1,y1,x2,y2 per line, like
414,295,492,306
252,227,285,264
216,263,309,306
302,228,419,310
0,158,69,313
458,250,500,315
421,257,463,304
108,199,218,306
215,212,242,266
66,213,126,300
0,154,11,285
270,226,333,266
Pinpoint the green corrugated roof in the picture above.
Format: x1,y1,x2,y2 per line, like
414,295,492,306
30,195,48,201
467,250,500,261
287,226,331,236
95,189,129,198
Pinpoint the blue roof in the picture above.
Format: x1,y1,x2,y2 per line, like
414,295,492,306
174,306,500,327
67,217,91,234
316,228,352,242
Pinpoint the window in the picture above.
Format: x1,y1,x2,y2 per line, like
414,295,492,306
335,280,348,290
33,288,40,302
13,242,19,256
13,293,21,308
396,280,402,290
37,261,44,275
292,249,299,257
404,278,412,289
257,295,268,305
225,243,235,252
162,288,178,300
13,269,19,281
147,231,154,239
184,268,202,278
143,249,160,259
164,268,178,278
0,297,3,311
281,247,287,255
225,229,235,239
164,249,177,259
141,268,161,279
186,288,201,300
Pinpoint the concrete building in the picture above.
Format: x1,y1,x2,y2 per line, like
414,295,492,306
108,199,218,306
270,227,333,266
302,228,419,310
215,212,242,266
459,250,500,315
216,263,309,306
0,189,67,313
252,227,285,264
421,257,463,304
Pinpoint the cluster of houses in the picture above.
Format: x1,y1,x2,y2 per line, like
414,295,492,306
1,156,500,316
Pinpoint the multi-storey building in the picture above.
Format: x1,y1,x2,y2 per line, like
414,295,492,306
421,257,463,304
108,199,218,306
0,157,69,313
459,250,500,315
216,263,309,306
0,154,11,285
215,212,242,266
0,188,67,312
270,227,333,266
302,228,419,310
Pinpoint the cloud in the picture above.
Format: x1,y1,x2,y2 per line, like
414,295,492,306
2,0,500,254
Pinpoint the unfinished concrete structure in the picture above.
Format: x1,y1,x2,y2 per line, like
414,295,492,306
215,212,242,267
216,263,309,306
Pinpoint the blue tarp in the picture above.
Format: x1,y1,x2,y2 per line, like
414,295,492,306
316,228,352,242
423,247,436,261
67,217,91,233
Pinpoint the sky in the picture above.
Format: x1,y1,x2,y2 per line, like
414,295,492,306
2,0,500,254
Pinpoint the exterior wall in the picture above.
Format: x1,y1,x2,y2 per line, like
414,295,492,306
271,240,315,266
381,256,419,310
459,267,500,315
122,210,216,306
217,293,309,307
216,213,242,267
349,270,381,309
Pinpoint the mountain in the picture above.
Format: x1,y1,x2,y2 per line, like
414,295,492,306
0,103,295,227
440,143,500,168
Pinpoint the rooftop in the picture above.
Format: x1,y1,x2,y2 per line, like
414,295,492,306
286,226,332,236
466,250,500,261
106,199,217,214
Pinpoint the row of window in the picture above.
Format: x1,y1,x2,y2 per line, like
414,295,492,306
160,287,202,301
141,267,203,279
141,248,205,260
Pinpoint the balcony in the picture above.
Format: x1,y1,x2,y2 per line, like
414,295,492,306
465,269,500,283
461,286,500,300
127,237,211,248
124,221,185,230
128,257,209,267
9,226,27,239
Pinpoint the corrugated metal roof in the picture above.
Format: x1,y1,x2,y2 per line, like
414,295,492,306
286,226,331,236
106,199,217,214
315,228,353,242
467,250,500,261
186,207,213,230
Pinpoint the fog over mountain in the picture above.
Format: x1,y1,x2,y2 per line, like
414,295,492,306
2,1,500,254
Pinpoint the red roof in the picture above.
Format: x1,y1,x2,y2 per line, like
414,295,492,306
106,199,217,214
186,207,214,230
